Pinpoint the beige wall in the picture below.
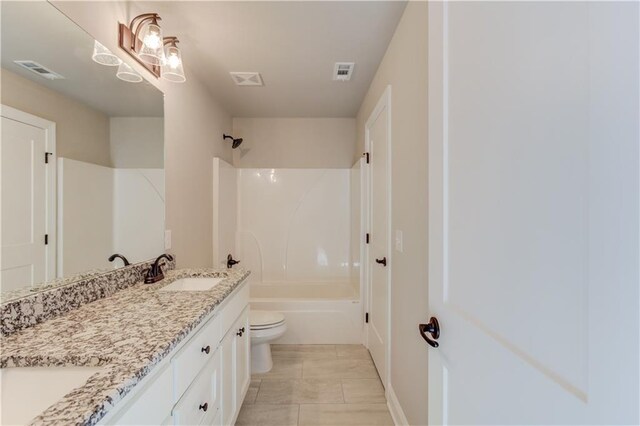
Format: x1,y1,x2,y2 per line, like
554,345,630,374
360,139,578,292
232,118,356,168
51,1,233,268
1,68,112,167
110,117,164,168
356,2,429,424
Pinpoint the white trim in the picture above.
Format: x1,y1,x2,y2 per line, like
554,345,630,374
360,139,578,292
57,158,64,277
363,85,393,390
427,3,446,424
0,104,57,282
387,384,410,426
357,156,367,344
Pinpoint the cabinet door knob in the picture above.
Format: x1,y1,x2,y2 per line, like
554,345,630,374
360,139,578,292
240,327,245,333
236,330,243,336
201,345,211,354
199,402,208,412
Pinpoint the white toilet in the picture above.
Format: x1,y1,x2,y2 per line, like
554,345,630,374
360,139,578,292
250,310,287,374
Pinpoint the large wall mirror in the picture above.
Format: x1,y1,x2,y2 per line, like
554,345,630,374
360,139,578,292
1,2,165,301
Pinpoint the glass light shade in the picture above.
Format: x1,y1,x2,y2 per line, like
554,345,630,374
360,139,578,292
161,45,186,83
138,23,164,65
91,40,121,66
116,62,143,83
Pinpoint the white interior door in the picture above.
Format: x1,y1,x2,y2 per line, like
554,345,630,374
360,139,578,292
427,2,639,424
366,88,391,386
1,109,55,292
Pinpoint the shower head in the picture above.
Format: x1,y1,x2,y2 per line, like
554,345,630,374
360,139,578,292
223,134,243,149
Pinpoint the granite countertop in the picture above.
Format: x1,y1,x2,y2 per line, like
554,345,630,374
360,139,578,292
0,268,251,426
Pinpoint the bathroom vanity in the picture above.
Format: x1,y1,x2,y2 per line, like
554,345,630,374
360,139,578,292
0,268,250,426
100,274,250,426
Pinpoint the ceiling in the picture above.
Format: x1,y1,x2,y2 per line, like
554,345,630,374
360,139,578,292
135,1,408,117
1,2,163,117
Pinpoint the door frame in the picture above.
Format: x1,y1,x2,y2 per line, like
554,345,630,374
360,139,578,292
1,104,57,281
363,85,392,389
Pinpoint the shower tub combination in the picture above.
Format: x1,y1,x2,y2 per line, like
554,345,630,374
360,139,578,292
232,167,364,344
250,282,362,344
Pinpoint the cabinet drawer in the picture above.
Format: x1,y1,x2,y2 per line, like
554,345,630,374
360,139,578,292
173,351,221,426
219,282,249,335
172,313,221,401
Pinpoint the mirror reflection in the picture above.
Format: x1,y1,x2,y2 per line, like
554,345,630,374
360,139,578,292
1,2,165,300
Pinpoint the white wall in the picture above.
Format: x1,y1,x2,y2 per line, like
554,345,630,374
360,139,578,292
356,2,429,425
212,158,238,269
51,1,234,268
110,117,164,169
2,68,112,167
58,158,113,276
232,118,356,169
238,169,350,285
113,169,165,264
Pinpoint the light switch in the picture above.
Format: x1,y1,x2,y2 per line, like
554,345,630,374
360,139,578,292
165,230,172,250
395,230,403,252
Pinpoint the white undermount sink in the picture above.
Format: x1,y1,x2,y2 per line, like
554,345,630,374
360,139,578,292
159,277,224,292
0,366,102,425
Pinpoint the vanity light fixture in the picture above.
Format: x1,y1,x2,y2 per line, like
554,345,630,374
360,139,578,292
116,61,143,83
118,13,185,82
161,37,186,83
137,15,164,65
91,40,121,66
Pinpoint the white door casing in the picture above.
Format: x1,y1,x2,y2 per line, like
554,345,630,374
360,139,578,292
0,105,56,291
365,86,392,388
427,2,639,425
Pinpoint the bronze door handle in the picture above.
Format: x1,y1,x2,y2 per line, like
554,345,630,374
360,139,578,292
419,317,440,348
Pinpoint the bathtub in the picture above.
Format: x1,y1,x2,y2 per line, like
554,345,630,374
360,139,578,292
249,282,363,344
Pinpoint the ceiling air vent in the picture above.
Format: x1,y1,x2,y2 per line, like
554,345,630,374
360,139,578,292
333,62,355,81
14,61,64,80
230,72,263,86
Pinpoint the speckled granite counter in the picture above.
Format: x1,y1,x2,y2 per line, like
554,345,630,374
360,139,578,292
0,268,250,426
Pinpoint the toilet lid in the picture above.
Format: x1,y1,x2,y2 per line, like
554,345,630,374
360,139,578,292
250,310,285,329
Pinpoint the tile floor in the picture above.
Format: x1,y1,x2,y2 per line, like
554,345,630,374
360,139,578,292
236,344,394,426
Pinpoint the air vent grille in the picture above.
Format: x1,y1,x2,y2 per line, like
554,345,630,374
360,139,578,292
333,62,355,81
14,61,64,80
230,72,263,86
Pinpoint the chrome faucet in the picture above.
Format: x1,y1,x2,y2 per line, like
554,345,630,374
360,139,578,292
145,254,174,284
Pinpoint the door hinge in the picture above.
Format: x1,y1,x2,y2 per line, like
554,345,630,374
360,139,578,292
365,312,369,323
365,233,370,244
45,152,52,164
363,152,370,164
44,234,49,245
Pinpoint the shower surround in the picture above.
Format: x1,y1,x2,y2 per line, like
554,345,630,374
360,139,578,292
236,168,362,344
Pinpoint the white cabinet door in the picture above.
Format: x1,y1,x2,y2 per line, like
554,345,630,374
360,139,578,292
173,350,221,426
220,328,236,426
427,2,639,425
234,307,250,404
220,306,250,426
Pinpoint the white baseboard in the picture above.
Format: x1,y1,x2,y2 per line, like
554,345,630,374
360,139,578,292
387,384,410,426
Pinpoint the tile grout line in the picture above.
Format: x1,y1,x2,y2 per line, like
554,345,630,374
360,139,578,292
255,378,263,404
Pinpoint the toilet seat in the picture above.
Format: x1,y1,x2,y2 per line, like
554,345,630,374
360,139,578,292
250,310,285,330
